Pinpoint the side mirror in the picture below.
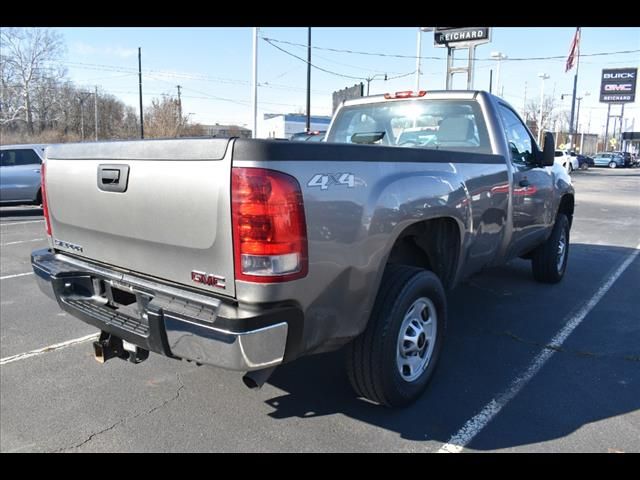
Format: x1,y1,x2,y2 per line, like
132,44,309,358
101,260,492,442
541,132,555,167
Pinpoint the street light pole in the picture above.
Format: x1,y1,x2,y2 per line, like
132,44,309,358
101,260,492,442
491,52,507,97
416,27,433,91
537,73,550,145
415,29,422,91
575,92,590,136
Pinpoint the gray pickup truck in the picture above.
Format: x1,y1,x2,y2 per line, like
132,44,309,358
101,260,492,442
32,90,574,407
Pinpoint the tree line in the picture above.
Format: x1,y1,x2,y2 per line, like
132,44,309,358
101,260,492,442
1,27,203,145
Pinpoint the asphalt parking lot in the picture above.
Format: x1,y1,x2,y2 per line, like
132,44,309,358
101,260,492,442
1,168,638,453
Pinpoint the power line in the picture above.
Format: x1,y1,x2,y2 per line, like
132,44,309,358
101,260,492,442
262,38,368,80
48,60,334,95
261,36,640,62
263,37,416,82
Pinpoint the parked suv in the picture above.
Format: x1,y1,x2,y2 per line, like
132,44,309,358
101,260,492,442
0,144,46,205
610,151,632,168
593,152,625,168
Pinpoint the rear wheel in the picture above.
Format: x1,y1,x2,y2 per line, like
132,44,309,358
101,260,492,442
345,264,447,407
567,163,573,174
531,213,570,283
608,161,617,169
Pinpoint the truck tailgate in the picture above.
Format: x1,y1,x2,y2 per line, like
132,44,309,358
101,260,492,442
44,139,236,298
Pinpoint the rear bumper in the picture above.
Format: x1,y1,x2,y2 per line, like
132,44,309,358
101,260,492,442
31,248,296,371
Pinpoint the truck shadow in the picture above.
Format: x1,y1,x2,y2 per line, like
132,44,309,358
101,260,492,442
263,242,640,450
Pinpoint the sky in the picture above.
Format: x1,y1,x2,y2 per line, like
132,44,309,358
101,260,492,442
52,27,640,135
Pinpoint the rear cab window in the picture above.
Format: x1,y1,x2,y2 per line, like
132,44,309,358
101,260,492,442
326,99,492,154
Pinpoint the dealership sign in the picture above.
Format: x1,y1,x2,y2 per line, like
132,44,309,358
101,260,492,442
434,27,491,47
600,68,637,103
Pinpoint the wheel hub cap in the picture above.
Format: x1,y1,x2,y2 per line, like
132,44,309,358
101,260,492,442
396,297,438,382
557,230,567,272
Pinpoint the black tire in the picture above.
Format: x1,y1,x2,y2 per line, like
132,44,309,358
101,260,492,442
568,163,573,174
580,163,588,171
34,189,42,206
345,264,447,407
531,213,570,283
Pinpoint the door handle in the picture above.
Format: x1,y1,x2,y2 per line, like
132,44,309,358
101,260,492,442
97,165,129,192
100,169,120,184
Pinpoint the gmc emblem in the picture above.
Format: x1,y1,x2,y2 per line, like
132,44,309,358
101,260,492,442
191,270,226,289
604,84,633,92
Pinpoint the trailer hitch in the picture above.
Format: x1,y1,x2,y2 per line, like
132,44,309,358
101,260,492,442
93,331,149,364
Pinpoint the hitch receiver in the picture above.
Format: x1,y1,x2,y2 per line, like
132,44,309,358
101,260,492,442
93,331,149,364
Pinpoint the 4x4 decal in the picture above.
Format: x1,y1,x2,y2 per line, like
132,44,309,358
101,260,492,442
307,173,355,190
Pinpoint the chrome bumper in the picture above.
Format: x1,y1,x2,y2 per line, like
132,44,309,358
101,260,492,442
31,249,289,371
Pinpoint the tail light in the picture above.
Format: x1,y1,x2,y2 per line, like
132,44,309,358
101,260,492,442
41,162,52,237
231,167,308,283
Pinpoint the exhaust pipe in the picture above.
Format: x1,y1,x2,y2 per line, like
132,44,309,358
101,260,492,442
242,366,277,389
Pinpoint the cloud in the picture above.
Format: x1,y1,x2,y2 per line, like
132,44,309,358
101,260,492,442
72,42,98,56
71,42,137,59
105,47,137,58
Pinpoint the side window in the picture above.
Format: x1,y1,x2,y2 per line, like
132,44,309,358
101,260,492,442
15,149,42,166
1,150,18,167
498,105,535,166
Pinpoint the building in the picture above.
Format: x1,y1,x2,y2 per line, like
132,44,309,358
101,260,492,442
201,124,252,138
622,132,640,155
553,132,598,155
258,113,332,139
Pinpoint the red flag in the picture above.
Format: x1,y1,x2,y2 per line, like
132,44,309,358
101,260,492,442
565,28,581,73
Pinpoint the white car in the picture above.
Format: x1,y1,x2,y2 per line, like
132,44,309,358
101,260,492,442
554,150,579,174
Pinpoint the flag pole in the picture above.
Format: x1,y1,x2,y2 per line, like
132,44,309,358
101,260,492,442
568,27,580,150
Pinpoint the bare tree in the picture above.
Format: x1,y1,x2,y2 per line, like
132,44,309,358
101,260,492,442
145,95,195,138
524,95,561,139
0,27,65,134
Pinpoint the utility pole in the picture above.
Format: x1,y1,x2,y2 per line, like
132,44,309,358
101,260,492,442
619,104,626,150
251,27,258,139
604,104,611,152
306,27,311,132
489,70,493,94
138,47,144,139
94,86,98,141
77,91,92,142
80,97,85,141
567,27,580,150
176,85,182,120
523,81,528,120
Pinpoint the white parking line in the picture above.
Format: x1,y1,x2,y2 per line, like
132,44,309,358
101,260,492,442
1,238,45,246
0,220,44,227
438,242,640,454
0,272,34,280
0,333,100,366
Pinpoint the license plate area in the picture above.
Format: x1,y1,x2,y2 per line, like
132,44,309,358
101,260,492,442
95,278,154,324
